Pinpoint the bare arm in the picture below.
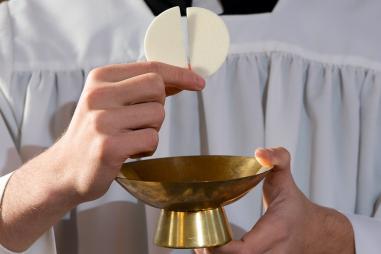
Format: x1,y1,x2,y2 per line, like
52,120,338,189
0,147,80,252
0,62,205,252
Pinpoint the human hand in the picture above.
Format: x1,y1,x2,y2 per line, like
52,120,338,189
203,147,355,254
0,62,204,252
52,62,205,203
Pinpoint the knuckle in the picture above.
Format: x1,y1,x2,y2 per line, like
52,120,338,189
145,72,163,86
144,128,159,151
276,147,291,162
146,74,165,101
90,110,108,131
74,178,106,202
82,86,109,108
74,181,92,201
146,61,161,73
88,67,107,81
96,135,114,162
91,110,104,124
152,103,165,124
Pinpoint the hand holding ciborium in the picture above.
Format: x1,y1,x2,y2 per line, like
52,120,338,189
117,5,272,250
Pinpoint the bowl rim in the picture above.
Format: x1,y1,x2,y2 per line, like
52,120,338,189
116,155,272,183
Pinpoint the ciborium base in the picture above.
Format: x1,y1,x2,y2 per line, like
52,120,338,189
155,208,232,249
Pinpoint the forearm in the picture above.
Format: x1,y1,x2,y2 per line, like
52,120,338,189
0,144,79,252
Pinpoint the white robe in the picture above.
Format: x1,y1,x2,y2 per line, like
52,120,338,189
1,0,381,253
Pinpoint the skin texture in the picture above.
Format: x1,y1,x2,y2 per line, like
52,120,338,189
196,147,355,254
0,62,205,252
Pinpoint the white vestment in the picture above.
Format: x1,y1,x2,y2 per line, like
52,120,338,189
1,0,381,253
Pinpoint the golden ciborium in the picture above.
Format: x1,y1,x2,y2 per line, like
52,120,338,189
116,155,271,249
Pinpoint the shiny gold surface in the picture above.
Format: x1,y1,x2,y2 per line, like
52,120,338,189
155,208,231,248
116,156,271,249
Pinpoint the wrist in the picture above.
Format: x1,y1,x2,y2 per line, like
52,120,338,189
43,140,83,208
0,145,80,251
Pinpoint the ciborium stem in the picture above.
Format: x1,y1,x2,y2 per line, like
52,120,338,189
155,207,232,248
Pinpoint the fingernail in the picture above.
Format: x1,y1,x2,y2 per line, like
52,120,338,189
195,75,205,89
255,148,273,168
255,147,268,156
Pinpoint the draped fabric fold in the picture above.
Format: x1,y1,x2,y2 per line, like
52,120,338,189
2,0,381,253
2,50,381,254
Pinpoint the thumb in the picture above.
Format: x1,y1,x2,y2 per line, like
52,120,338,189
255,147,295,204
255,147,291,173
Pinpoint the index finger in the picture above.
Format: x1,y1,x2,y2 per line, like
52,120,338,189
91,61,205,91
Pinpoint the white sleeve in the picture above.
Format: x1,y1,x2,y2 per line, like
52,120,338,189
0,69,25,254
0,173,13,204
0,171,57,253
0,4,56,253
0,173,18,254
346,206,381,254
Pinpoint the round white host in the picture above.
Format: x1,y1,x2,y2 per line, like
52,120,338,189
144,7,188,68
144,6,230,77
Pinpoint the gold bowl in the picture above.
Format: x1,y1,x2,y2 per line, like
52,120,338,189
116,155,271,249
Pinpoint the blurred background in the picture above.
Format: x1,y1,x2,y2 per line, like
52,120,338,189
144,0,278,15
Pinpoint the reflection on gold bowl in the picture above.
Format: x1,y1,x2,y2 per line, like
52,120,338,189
116,156,271,249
